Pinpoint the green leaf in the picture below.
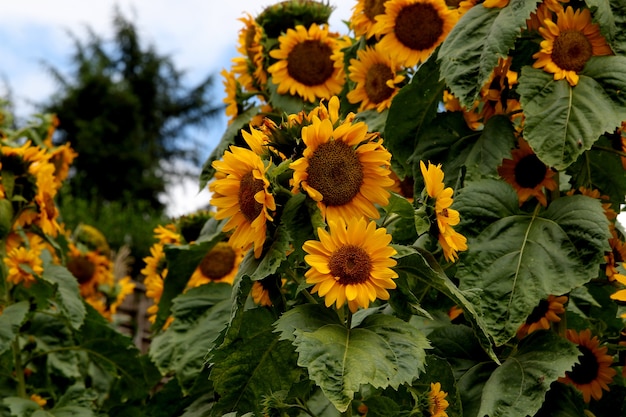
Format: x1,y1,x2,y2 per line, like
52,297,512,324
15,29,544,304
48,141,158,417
585,0,617,47
456,184,611,345
519,61,626,170
463,115,517,182
478,331,580,417
208,308,301,416
149,283,232,393
291,312,430,412
274,304,342,342
179,393,214,417
608,0,626,54
393,247,499,363
0,301,29,356
40,264,86,330
438,0,540,107
3,397,40,417
156,233,224,329
279,192,313,261
385,56,445,176
534,383,586,417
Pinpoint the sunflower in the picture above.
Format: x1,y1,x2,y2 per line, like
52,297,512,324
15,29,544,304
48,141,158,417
497,138,557,206
234,13,267,88
268,23,345,103
66,243,113,298
210,146,276,258
428,382,449,417
290,113,394,222
303,217,398,313
420,161,468,262
533,6,612,86
374,0,457,68
109,276,136,315
442,90,482,130
188,241,244,286
221,68,240,124
516,295,567,339
558,329,616,403
30,394,47,408
350,0,390,38
141,242,168,323
346,44,405,112
4,245,43,288
154,223,182,245
48,142,78,187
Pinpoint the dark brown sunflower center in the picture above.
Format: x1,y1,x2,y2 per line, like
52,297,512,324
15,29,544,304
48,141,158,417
552,30,593,73
567,346,600,385
306,141,364,206
287,40,335,86
394,3,444,52
67,255,95,284
364,0,389,20
514,154,548,189
365,63,395,104
525,299,550,324
238,171,265,222
199,242,237,280
329,244,372,285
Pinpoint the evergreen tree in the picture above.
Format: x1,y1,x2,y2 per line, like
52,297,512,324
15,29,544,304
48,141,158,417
43,8,221,211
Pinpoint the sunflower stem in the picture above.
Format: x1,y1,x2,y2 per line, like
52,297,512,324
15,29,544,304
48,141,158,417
591,144,626,158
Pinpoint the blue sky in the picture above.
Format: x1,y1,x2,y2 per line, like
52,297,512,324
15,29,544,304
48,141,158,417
0,0,354,216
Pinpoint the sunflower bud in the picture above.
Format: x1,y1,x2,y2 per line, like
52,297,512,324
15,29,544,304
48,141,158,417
256,0,333,38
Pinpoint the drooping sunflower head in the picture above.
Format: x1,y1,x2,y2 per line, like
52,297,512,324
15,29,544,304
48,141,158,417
268,23,345,103
176,210,213,244
256,0,333,38
251,275,285,306
532,6,613,86
290,114,394,222
210,146,276,258
497,138,557,206
74,223,111,256
374,0,458,68
346,44,406,112
350,0,390,38
188,241,244,287
558,329,617,403
516,295,568,339
303,216,398,313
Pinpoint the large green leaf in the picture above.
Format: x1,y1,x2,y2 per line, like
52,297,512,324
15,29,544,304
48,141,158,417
393,246,498,363
0,301,29,356
519,59,626,170
149,283,232,393
608,0,626,54
385,56,445,176
478,331,579,417
438,0,540,107
279,305,430,412
2,398,95,417
208,308,301,416
456,181,611,345
40,264,86,330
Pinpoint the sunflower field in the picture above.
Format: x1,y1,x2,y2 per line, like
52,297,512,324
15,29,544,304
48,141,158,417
2,0,626,416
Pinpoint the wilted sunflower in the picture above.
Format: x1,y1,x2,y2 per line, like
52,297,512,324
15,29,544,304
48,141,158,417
350,0,390,38
290,113,394,222
210,146,276,258
428,382,449,417
497,138,557,206
268,23,344,102
374,0,457,68
188,241,244,286
533,6,612,86
516,295,567,339
303,217,398,313
346,44,405,112
420,161,468,262
558,329,616,403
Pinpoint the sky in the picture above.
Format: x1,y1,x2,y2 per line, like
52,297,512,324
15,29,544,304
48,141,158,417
0,0,354,217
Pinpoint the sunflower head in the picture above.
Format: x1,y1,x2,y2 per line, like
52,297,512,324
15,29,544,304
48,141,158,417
374,0,458,67
350,0,390,38
256,0,333,38
497,138,557,207
558,329,617,403
303,216,398,312
516,295,567,339
532,6,613,86
74,223,111,256
176,210,214,244
428,382,449,417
